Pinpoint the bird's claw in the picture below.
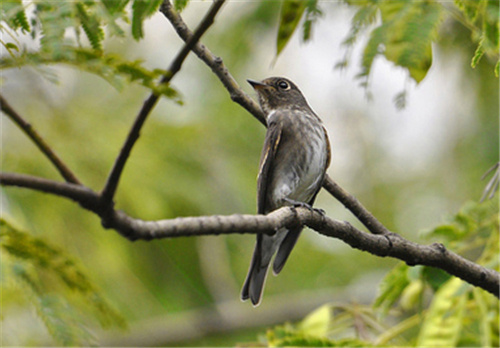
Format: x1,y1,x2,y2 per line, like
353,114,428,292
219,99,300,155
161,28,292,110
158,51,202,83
313,208,325,216
283,198,324,215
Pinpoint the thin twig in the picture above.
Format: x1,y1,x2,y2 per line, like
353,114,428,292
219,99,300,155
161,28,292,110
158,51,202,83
0,94,81,184
480,162,499,202
159,1,389,236
322,177,390,235
1,171,499,297
100,0,227,207
159,0,267,126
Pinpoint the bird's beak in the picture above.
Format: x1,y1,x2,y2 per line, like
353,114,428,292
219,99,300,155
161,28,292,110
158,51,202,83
247,79,267,90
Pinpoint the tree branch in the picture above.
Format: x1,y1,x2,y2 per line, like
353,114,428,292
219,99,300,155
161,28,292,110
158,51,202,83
159,0,267,126
1,172,499,297
0,94,81,185
99,0,227,207
0,172,100,211
158,1,389,237
322,177,390,235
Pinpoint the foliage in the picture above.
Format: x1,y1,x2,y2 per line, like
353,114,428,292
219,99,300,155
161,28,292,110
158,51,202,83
0,0,179,98
274,0,499,96
1,1,498,346
173,0,190,12
1,219,126,346
341,0,444,85
455,0,500,75
374,198,499,346
276,0,321,56
259,305,374,347
248,198,499,347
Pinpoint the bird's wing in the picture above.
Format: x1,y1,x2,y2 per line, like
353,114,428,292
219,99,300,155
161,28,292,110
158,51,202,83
323,125,331,173
257,119,282,215
273,124,331,275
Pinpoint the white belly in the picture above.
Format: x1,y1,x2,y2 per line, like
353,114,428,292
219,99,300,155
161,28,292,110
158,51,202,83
271,133,327,205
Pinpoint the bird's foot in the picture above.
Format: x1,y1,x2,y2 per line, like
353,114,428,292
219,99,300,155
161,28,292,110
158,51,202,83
283,198,324,215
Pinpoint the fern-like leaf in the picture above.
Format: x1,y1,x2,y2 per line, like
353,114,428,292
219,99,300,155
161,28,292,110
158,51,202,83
455,0,499,73
361,1,443,84
373,262,410,314
1,219,127,345
36,1,76,57
1,0,31,32
174,0,190,12
1,49,183,103
302,0,322,42
416,278,468,347
101,0,130,14
76,2,105,51
276,0,307,55
131,0,164,40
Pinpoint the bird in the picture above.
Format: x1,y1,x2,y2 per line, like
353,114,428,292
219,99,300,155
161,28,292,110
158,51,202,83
241,77,331,306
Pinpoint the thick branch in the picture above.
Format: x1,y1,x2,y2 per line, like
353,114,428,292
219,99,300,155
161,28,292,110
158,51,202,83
159,1,389,236
100,0,226,207
0,94,81,185
1,172,498,297
0,172,100,211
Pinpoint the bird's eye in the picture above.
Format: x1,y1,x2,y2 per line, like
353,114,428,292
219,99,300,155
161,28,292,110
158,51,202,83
277,80,290,90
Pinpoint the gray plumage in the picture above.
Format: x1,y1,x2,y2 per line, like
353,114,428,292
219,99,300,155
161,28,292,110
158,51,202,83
241,77,331,306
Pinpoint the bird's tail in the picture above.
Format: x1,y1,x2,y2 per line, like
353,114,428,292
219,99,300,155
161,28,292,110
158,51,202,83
241,239,270,307
272,227,302,275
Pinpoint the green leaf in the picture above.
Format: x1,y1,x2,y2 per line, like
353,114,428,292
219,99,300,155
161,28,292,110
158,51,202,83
266,323,372,347
472,288,492,347
416,277,469,347
455,0,499,75
1,49,182,102
174,0,190,12
373,262,410,313
5,42,19,52
399,279,424,310
0,0,31,32
131,0,163,40
342,3,378,48
76,2,105,51
422,266,451,291
101,0,130,14
36,1,76,57
361,1,443,84
298,304,332,337
276,0,307,55
36,294,97,346
302,0,322,42
422,199,499,246
1,218,127,344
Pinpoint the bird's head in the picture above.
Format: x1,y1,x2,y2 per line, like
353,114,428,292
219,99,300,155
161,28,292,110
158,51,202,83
248,77,309,114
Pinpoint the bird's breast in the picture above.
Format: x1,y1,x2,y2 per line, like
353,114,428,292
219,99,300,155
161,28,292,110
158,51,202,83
269,115,328,208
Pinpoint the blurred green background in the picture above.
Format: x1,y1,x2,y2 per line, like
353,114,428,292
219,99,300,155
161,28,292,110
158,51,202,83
1,1,498,346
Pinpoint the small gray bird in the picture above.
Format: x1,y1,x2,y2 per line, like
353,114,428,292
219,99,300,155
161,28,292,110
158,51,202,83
241,77,331,306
